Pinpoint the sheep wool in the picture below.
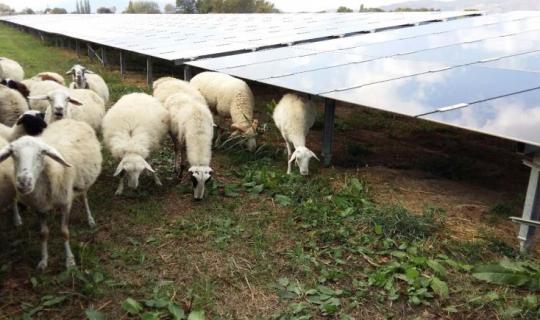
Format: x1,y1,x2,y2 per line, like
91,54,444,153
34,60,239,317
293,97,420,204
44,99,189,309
0,84,29,126
69,72,110,103
0,57,24,82
153,77,205,105
0,136,15,214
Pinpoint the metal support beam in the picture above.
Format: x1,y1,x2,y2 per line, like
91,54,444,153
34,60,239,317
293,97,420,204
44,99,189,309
147,57,153,87
76,40,80,58
322,98,336,166
101,47,108,66
514,153,540,253
120,51,127,79
183,65,192,81
87,44,92,61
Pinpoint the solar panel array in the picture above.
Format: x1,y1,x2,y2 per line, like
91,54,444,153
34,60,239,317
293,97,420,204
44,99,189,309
0,12,477,62
188,12,540,147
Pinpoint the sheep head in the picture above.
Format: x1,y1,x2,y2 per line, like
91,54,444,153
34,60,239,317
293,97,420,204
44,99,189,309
1,79,30,98
114,154,155,189
188,166,213,200
29,89,82,121
15,110,48,137
289,146,319,176
0,136,71,195
231,119,259,151
66,64,94,89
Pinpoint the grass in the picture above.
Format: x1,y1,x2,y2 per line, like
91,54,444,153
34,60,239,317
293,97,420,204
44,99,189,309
0,23,539,319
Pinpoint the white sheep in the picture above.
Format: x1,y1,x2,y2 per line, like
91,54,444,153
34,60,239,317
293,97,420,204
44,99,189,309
190,72,258,151
22,72,66,89
0,119,103,270
27,80,65,113
102,93,169,195
0,110,48,142
273,93,319,175
0,136,22,227
0,83,29,126
0,57,24,82
30,88,106,132
153,77,206,105
165,93,214,200
67,64,109,103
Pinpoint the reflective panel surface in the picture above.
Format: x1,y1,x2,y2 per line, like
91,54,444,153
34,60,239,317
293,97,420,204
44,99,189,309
420,88,540,147
482,51,540,73
323,65,540,117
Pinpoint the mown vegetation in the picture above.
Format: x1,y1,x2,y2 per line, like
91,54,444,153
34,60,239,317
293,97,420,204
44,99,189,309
0,24,539,319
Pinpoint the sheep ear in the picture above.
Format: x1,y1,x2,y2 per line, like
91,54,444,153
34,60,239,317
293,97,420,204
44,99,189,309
309,150,320,162
251,119,259,130
68,97,83,106
85,69,95,74
0,145,13,163
231,123,247,133
65,67,75,75
113,161,124,177
42,146,71,167
143,160,155,173
28,95,49,101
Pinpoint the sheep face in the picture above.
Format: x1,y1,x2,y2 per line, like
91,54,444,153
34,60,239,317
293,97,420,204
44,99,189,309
189,166,213,200
114,154,155,189
16,111,47,136
289,146,319,176
66,65,94,89
231,119,258,151
29,90,82,120
0,136,71,195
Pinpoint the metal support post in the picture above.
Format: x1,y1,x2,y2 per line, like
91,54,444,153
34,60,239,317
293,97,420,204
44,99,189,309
87,44,92,61
322,98,336,166
101,47,108,65
183,65,192,81
76,40,80,58
120,51,126,79
147,57,153,87
511,153,540,253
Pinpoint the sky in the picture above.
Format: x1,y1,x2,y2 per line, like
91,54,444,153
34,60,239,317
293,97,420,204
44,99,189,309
1,0,454,12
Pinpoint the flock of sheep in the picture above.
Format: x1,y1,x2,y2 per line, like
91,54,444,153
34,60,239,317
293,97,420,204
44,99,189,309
0,56,319,271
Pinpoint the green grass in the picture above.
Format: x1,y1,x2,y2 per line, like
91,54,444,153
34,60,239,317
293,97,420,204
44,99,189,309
0,23,539,320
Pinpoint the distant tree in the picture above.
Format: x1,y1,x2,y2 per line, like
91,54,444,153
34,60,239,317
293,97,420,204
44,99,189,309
359,6,384,12
394,7,439,12
337,6,353,13
195,0,277,13
21,8,35,14
97,7,113,13
0,3,14,15
124,1,161,13
176,0,197,13
50,7,68,14
164,3,176,13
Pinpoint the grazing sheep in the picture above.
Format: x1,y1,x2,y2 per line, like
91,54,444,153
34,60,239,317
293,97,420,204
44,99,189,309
0,119,103,270
190,72,258,151
0,110,47,142
27,80,65,112
0,83,29,126
30,89,106,131
21,72,66,89
165,93,214,200
273,93,319,176
102,93,169,195
0,136,21,226
153,77,206,105
67,64,109,103
0,57,24,82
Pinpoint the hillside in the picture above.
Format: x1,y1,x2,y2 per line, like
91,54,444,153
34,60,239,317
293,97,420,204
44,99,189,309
381,0,540,12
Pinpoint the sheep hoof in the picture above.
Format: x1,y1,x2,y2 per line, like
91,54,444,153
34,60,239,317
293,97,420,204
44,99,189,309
14,217,23,227
36,259,48,271
65,256,76,268
87,218,96,228
114,189,123,196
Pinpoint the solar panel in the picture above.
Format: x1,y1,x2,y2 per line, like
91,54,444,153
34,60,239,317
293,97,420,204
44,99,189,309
419,88,540,147
482,51,540,73
0,12,478,62
322,65,540,117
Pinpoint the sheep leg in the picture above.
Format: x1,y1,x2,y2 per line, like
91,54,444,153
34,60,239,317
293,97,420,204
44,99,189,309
83,193,96,228
174,140,183,175
153,172,163,187
115,175,125,196
13,201,22,227
61,203,76,268
36,212,49,271
285,140,293,175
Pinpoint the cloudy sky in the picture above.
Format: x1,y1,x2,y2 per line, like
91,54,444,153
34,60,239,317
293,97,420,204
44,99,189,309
1,0,454,12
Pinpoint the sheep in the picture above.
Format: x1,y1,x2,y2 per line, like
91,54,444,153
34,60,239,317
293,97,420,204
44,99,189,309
67,64,109,103
0,119,102,270
0,83,29,126
273,93,319,176
21,72,66,90
0,110,48,142
153,77,206,105
102,93,169,195
0,136,22,227
1,79,30,99
165,93,214,200
27,80,65,113
190,72,258,151
0,57,24,82
30,88,106,131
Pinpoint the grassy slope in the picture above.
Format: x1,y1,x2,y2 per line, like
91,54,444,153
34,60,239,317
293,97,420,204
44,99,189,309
0,24,538,320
